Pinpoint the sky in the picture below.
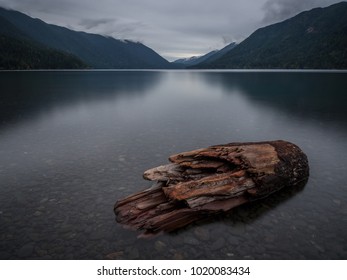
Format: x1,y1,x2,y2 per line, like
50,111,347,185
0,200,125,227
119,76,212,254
0,0,342,61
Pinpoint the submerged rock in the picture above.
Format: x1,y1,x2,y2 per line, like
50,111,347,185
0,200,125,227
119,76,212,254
17,243,34,258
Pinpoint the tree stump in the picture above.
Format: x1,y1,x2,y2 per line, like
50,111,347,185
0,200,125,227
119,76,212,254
114,140,309,237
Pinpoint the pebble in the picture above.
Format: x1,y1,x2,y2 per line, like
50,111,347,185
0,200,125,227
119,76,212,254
89,231,104,240
194,227,210,241
65,253,74,259
33,211,42,217
17,243,34,258
105,251,124,260
28,232,40,242
0,251,10,259
154,241,167,252
184,236,199,246
333,199,341,206
211,238,225,251
40,198,49,203
35,249,48,257
295,220,307,227
126,247,139,259
264,234,276,243
58,226,73,234
227,235,239,245
232,224,245,234
173,252,184,260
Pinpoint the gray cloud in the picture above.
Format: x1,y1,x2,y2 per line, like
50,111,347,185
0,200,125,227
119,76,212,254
0,0,82,16
77,17,146,40
222,35,235,45
262,0,342,24
79,18,115,30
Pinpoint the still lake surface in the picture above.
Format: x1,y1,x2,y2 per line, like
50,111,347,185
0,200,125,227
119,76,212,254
0,70,347,260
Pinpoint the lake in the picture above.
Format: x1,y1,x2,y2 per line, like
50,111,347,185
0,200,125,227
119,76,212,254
0,70,347,260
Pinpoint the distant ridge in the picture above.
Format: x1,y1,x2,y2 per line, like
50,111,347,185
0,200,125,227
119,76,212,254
194,2,347,69
0,7,171,69
173,50,219,66
174,42,237,67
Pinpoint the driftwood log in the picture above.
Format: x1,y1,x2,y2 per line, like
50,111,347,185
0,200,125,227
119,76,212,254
114,140,309,237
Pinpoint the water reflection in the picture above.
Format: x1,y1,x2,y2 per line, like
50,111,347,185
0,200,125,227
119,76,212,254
0,71,163,127
0,71,346,260
171,178,307,235
198,71,347,127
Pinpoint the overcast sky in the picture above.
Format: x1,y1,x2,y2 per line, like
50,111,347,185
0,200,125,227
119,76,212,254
0,0,342,61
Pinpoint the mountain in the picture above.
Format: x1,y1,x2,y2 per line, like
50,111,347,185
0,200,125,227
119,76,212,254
195,2,347,69
201,42,237,64
0,16,86,69
174,50,219,66
0,34,88,70
173,42,237,67
0,7,171,69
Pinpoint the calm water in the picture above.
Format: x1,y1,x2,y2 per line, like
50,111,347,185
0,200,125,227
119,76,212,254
0,70,347,260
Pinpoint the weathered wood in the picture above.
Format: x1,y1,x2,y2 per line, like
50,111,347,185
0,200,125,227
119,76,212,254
114,140,309,237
